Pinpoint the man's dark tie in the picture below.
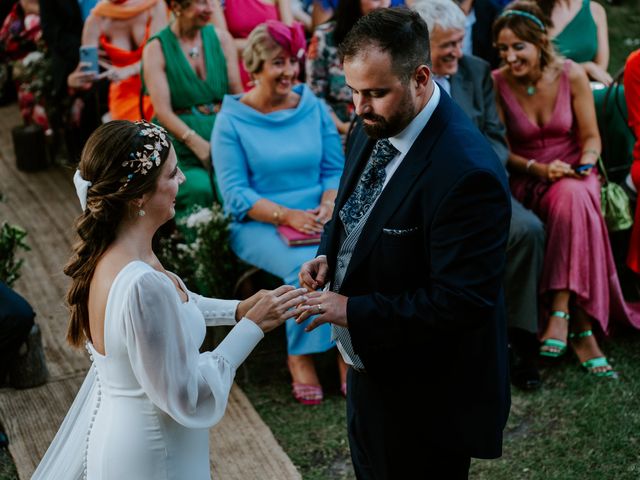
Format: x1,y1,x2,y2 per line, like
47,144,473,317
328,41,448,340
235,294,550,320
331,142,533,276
339,138,399,234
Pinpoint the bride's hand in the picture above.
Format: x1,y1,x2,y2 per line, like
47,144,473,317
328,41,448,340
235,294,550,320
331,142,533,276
236,289,268,321
245,285,308,333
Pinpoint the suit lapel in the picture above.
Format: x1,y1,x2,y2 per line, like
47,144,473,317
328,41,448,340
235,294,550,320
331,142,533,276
342,95,453,283
449,69,474,119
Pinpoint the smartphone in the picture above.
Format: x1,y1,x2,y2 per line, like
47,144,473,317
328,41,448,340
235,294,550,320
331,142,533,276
79,45,98,74
573,163,594,175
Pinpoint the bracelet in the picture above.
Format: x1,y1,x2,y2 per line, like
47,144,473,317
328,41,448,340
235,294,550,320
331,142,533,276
582,148,599,158
525,159,536,174
181,128,195,142
322,200,334,207
272,206,284,225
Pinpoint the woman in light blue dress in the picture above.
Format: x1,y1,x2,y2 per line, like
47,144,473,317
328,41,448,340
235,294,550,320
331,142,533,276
212,21,346,404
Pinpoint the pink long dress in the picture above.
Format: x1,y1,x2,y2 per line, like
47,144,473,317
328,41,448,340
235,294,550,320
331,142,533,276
493,60,640,334
224,0,279,90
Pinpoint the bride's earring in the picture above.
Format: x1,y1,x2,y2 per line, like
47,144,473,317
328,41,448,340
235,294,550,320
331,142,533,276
137,201,145,217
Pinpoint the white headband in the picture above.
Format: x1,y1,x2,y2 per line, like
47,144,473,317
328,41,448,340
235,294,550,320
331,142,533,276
73,170,92,211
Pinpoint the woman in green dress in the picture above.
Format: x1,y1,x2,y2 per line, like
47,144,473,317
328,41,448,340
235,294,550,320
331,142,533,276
539,0,612,85
143,0,242,221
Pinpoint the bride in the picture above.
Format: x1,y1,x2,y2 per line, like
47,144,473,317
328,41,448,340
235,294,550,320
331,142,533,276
32,120,308,479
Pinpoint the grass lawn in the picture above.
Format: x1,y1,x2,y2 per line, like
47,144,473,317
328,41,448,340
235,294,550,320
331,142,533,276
239,328,640,480
241,2,640,479
1,2,639,480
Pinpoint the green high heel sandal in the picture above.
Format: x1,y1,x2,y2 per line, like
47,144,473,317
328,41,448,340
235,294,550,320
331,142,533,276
540,310,570,358
569,330,619,379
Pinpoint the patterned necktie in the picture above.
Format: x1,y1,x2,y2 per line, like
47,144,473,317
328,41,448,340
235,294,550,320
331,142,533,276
339,139,399,234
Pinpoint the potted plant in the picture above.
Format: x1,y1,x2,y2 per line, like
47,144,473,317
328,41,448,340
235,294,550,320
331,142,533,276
10,46,54,172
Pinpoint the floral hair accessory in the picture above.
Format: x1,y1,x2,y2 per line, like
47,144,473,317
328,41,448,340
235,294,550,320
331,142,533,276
120,121,170,188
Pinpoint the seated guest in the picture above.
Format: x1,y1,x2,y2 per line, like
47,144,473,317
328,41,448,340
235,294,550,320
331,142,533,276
539,0,612,85
0,0,40,64
492,1,640,378
625,49,640,274
143,0,242,222
414,0,543,390
70,0,168,121
0,283,34,386
451,0,502,68
213,21,346,404
310,0,335,30
40,0,105,163
306,0,390,136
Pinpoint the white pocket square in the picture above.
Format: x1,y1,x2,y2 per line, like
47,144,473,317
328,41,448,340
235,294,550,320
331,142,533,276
382,226,419,236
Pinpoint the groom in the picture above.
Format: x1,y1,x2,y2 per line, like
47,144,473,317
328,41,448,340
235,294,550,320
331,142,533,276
298,8,511,479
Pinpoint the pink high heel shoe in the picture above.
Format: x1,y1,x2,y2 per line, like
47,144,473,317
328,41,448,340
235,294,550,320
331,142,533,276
292,383,323,405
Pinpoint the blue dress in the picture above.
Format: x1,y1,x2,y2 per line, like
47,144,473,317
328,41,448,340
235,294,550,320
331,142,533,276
211,84,344,355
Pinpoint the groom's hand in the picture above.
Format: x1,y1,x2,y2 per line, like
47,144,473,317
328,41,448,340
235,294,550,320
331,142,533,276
296,291,348,332
299,255,329,291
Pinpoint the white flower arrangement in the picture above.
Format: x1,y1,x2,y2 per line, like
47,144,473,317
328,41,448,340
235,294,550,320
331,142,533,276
157,204,244,298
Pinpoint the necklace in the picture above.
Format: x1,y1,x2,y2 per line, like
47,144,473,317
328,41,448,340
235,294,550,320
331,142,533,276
188,46,199,59
524,71,543,96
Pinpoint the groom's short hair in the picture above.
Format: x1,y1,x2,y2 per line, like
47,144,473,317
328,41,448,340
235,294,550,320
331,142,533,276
338,8,431,83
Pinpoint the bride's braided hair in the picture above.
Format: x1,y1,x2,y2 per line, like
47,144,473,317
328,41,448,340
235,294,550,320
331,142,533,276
64,120,171,347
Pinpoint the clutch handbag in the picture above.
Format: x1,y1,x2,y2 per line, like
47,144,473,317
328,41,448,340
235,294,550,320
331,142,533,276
598,156,633,232
277,225,321,247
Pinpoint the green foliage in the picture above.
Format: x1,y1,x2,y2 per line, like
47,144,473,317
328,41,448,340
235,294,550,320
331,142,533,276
157,204,245,298
605,1,640,73
0,218,30,287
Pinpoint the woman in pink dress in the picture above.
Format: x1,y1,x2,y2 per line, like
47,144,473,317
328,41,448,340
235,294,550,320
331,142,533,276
220,0,294,90
491,0,640,378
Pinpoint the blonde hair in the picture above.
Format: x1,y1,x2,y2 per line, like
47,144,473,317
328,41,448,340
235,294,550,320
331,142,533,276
242,24,281,74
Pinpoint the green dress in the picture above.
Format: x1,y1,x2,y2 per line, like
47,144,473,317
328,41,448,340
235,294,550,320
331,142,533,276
146,24,228,220
553,0,597,63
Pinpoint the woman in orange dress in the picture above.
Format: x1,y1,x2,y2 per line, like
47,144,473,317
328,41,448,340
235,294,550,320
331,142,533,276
69,0,167,120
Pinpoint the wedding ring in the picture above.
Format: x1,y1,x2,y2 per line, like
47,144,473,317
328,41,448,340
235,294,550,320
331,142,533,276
317,304,324,314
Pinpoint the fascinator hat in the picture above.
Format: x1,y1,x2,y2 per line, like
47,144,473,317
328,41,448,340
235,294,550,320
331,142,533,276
265,20,307,61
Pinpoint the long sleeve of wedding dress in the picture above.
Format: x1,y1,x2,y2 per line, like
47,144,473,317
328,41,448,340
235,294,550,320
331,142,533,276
32,261,264,479
123,270,263,429
189,292,241,327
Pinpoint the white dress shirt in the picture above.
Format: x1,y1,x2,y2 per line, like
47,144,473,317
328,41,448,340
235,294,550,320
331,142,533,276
383,81,442,189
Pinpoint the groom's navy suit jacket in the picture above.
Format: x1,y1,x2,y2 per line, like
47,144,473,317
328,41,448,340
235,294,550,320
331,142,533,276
318,91,511,459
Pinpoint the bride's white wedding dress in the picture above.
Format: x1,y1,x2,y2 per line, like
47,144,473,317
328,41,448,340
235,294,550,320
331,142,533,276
32,261,264,479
